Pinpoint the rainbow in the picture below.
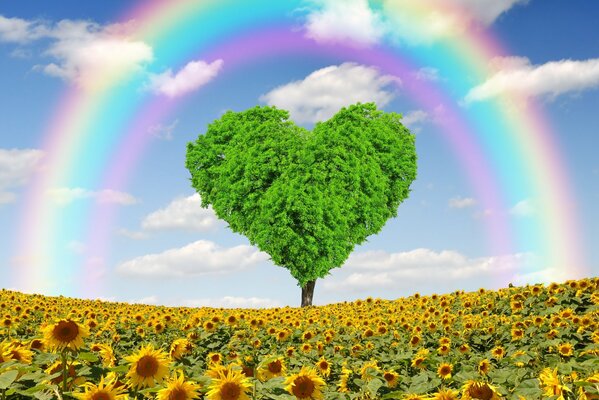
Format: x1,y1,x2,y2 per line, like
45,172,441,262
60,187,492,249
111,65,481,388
14,0,588,298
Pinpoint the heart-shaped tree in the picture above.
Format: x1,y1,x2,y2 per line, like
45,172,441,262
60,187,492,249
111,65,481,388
186,103,417,306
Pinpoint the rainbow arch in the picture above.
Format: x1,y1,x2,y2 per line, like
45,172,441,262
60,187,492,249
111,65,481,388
14,0,587,297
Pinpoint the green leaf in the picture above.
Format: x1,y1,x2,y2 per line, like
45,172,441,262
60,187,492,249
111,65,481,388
77,352,99,362
0,370,19,389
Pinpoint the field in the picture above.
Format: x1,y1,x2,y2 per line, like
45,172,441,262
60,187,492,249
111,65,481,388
0,278,597,400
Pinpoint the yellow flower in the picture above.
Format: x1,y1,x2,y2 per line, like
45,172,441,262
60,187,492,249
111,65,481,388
170,338,193,360
558,342,574,357
257,356,286,381
285,366,326,400
539,368,571,400
383,370,400,388
73,375,127,400
157,371,201,400
124,344,170,389
437,363,453,380
461,380,501,400
360,360,380,382
315,357,331,377
42,319,89,352
477,359,491,376
432,388,460,400
206,366,252,400
337,366,352,393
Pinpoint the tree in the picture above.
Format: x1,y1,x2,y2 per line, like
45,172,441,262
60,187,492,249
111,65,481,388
185,103,417,306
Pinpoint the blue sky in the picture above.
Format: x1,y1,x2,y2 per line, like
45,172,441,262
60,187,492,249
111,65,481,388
0,0,598,307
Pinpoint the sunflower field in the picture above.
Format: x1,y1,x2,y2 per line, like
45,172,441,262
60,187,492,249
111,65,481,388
0,278,597,400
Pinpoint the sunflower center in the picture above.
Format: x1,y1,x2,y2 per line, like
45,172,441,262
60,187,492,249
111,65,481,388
439,365,452,377
220,382,241,400
292,376,315,398
10,350,21,361
319,361,328,370
91,391,112,400
136,355,159,377
53,320,79,343
384,373,395,382
168,387,188,400
468,383,494,400
268,360,282,373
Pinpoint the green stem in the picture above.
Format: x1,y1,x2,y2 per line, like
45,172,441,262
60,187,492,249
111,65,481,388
61,350,68,393
2,388,6,400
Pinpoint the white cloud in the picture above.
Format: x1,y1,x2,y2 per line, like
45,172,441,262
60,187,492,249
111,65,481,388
448,196,476,208
0,148,44,204
148,59,223,98
130,295,159,305
141,193,221,232
67,240,86,254
48,187,139,206
465,57,599,103
148,119,178,141
304,0,387,46
260,63,399,123
41,20,153,88
323,248,537,292
0,15,44,43
509,198,536,217
117,228,149,240
414,67,440,81
116,240,269,278
181,296,281,309
382,0,527,44
402,110,429,127
0,15,153,88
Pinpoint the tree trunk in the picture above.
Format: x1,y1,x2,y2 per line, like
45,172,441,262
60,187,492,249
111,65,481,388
301,279,316,307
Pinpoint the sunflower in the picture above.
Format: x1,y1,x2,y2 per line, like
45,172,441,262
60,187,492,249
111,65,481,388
432,388,460,400
42,319,89,352
539,368,571,400
6,342,33,364
437,363,453,380
124,344,170,388
74,375,128,400
383,370,400,388
157,371,200,400
44,360,86,388
461,380,502,400
477,359,491,376
490,346,505,360
360,360,380,382
206,366,252,400
285,367,326,400
258,356,286,381
558,342,574,357
170,338,193,360
403,394,428,400
315,357,331,377
337,366,352,393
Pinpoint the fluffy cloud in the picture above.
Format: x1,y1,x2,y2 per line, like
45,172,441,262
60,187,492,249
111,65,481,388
148,119,178,141
0,148,44,204
465,57,599,103
0,15,44,43
401,110,429,127
323,248,537,292
140,194,221,232
303,0,386,46
382,0,527,44
116,240,269,278
48,187,139,206
148,59,223,98
509,198,536,217
448,196,476,208
0,15,152,88
260,63,398,123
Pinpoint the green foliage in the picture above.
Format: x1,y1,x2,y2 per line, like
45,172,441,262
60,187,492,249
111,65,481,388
186,103,417,286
